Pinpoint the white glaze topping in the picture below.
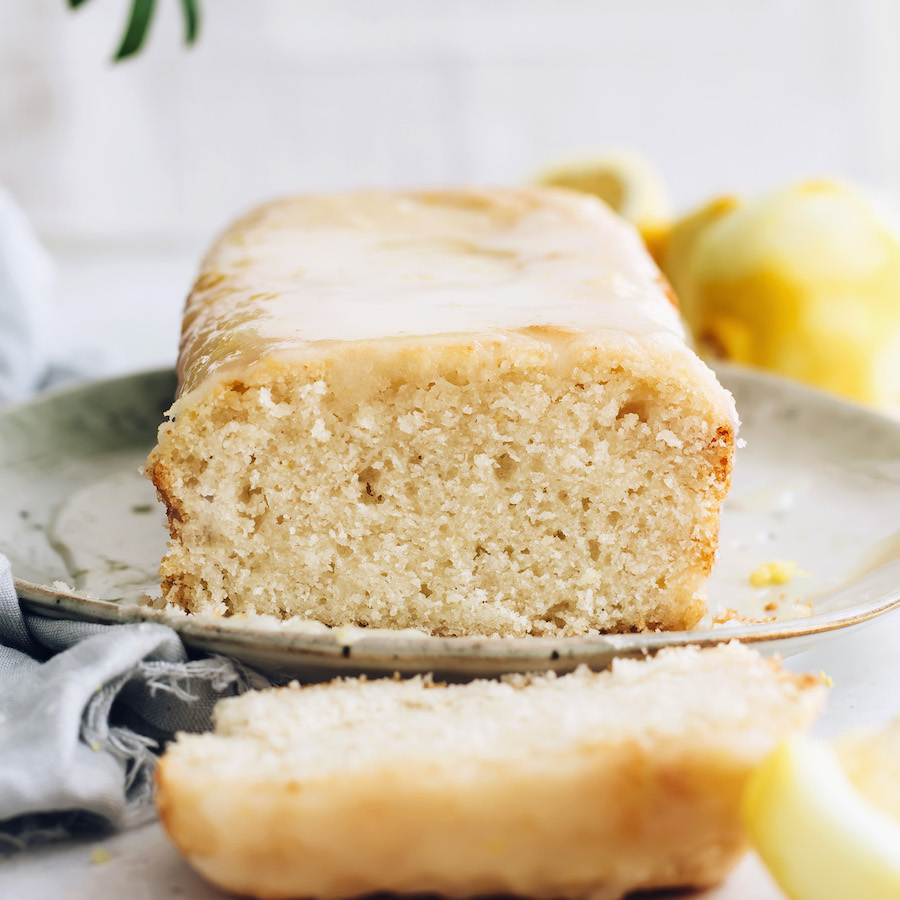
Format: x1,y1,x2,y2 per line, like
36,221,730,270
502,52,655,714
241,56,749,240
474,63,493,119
177,188,685,394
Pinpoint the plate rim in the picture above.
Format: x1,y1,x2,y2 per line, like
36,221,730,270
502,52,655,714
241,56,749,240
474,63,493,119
8,362,900,669
15,564,900,664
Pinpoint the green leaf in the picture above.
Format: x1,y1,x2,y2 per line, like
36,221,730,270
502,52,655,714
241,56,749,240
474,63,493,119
180,0,201,45
114,0,157,62
67,0,92,8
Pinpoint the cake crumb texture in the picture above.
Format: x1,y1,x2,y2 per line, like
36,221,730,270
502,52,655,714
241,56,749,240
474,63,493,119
149,344,734,635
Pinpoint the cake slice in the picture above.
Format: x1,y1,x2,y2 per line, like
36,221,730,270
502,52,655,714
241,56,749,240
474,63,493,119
156,643,825,900
145,188,737,635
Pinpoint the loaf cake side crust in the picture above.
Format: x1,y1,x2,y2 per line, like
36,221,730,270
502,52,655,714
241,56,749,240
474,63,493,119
146,188,738,634
155,644,825,900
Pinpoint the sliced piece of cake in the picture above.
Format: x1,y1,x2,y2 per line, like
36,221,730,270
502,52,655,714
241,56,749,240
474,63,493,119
156,643,825,900
145,188,737,635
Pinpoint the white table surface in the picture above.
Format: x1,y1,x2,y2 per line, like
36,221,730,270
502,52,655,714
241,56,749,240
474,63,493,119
3,246,900,898
6,607,900,899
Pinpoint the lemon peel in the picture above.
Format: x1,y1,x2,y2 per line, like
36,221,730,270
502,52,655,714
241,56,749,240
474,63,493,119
743,735,900,900
90,846,111,865
749,559,806,587
660,181,900,407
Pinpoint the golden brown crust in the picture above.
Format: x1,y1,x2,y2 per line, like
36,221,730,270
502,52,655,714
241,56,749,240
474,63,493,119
690,421,737,577
156,744,748,899
656,270,681,310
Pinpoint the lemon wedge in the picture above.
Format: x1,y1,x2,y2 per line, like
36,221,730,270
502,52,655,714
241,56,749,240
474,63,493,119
743,735,900,900
533,150,670,231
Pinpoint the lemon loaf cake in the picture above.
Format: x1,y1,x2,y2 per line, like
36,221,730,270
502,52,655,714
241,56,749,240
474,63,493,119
145,188,738,635
156,644,825,900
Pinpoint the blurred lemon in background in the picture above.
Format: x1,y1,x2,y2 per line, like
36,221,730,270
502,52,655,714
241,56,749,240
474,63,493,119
538,157,900,410
743,723,900,900
650,194,739,316
534,150,670,233
658,181,900,408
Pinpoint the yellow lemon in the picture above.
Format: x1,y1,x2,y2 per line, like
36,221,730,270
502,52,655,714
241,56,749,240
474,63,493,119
743,732,900,900
659,181,900,407
655,195,739,319
837,718,900,821
534,150,670,232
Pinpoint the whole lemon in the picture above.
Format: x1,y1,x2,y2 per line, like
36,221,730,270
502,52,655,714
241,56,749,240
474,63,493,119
660,182,900,407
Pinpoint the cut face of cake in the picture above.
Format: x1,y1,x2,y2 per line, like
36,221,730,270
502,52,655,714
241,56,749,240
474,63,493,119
145,188,738,635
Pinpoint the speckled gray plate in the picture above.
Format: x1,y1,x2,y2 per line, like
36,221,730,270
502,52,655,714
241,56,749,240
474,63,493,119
3,364,900,681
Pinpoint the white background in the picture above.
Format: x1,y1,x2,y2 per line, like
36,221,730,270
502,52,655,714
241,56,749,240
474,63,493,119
2,0,899,376
2,0,900,377
2,0,900,245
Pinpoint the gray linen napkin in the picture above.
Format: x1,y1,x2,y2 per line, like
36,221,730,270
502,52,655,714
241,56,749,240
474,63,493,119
0,188,272,849
0,553,271,851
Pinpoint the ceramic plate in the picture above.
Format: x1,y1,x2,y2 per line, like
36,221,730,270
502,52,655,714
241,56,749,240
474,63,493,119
3,365,900,680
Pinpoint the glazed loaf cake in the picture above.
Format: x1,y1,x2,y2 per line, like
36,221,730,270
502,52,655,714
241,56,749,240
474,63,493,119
156,644,825,900
146,188,738,635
